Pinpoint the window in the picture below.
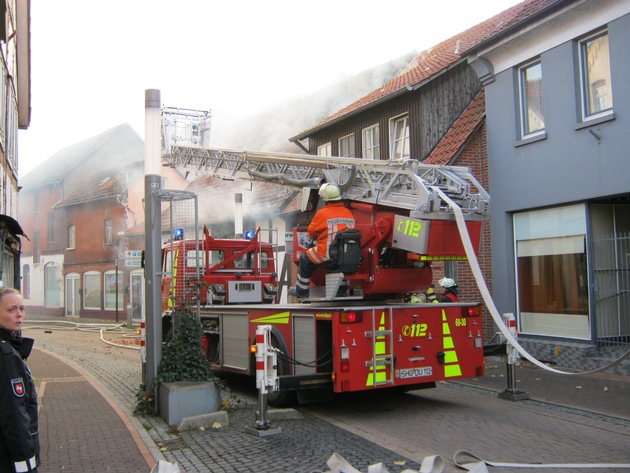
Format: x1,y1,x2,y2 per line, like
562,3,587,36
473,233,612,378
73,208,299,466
514,205,590,339
390,114,410,160
186,249,206,269
362,125,380,160
518,60,544,138
22,264,30,298
104,270,123,310
68,224,76,249
210,250,225,266
44,263,61,307
3,251,14,288
48,213,55,243
338,134,355,158
33,232,40,264
104,218,113,244
317,142,331,156
84,271,101,309
6,94,16,169
233,250,268,269
0,63,6,144
579,30,613,120
34,192,39,214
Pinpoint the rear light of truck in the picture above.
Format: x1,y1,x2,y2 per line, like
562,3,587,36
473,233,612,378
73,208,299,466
340,346,350,372
462,305,482,318
340,311,363,323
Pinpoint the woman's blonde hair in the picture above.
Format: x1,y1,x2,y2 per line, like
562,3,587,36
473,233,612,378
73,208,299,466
0,287,20,300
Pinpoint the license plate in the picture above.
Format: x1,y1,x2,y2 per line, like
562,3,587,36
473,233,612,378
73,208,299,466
396,367,432,379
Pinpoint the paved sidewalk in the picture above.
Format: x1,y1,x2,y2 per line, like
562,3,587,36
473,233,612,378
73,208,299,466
457,355,630,419
29,348,156,473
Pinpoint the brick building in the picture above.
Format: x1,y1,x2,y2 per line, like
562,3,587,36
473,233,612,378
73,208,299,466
18,124,187,319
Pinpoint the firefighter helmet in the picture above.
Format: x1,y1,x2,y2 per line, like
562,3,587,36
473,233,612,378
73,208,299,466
439,277,458,288
319,183,342,202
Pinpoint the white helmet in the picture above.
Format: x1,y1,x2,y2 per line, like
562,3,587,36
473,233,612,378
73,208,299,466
319,183,341,202
439,277,457,288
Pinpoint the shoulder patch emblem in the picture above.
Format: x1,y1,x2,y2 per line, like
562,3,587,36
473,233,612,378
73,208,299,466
11,378,25,397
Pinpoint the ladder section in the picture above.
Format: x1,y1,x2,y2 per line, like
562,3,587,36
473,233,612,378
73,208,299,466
164,144,489,221
365,308,395,387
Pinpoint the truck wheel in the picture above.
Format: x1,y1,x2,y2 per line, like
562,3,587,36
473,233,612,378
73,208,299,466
266,332,296,407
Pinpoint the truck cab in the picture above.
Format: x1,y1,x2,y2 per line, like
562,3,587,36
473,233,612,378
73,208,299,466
161,226,278,313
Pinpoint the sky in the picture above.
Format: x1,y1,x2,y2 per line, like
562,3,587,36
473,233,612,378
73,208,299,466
18,0,522,177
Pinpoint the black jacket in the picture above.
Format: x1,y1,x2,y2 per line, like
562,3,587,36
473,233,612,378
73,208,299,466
0,329,40,472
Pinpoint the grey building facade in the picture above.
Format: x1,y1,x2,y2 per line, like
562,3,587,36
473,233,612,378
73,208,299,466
467,0,630,371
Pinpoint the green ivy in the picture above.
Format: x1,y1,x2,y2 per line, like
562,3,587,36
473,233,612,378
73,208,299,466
156,308,215,384
135,308,223,415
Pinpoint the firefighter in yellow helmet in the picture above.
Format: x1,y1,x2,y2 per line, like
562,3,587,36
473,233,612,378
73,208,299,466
288,183,355,299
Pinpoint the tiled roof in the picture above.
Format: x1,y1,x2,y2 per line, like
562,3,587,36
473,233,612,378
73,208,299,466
20,123,143,188
55,163,144,207
293,0,563,138
425,90,485,166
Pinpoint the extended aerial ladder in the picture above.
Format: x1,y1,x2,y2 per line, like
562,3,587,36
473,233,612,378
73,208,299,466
163,145,489,222
161,106,489,222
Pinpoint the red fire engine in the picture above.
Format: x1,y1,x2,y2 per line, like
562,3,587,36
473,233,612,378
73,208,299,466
160,109,490,406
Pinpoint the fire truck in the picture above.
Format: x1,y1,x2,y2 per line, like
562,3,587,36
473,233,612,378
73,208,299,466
160,110,490,405
161,225,278,310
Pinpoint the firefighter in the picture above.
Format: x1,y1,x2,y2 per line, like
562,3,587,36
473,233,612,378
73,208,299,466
289,183,355,298
438,277,459,302
0,287,40,473
425,285,439,303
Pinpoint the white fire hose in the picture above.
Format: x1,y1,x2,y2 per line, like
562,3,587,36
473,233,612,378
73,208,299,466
319,451,630,473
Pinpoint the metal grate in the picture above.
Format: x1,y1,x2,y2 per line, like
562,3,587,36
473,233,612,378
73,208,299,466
592,231,630,346
158,190,200,324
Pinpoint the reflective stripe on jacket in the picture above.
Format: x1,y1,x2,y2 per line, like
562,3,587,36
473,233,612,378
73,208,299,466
306,202,354,264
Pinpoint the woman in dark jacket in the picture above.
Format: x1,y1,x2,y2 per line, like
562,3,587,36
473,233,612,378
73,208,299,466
0,287,40,472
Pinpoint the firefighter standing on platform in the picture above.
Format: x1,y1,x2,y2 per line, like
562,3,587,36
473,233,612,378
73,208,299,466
0,287,40,473
289,183,355,299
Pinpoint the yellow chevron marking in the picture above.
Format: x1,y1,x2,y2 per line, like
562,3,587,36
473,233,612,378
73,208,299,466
442,309,462,378
251,312,290,324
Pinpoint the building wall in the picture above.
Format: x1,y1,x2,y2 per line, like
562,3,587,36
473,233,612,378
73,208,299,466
482,9,630,320
306,64,481,161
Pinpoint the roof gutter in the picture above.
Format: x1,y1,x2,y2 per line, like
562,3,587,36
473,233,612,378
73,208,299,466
465,0,579,56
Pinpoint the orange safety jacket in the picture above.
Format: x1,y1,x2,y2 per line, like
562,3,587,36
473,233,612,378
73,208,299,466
306,202,354,264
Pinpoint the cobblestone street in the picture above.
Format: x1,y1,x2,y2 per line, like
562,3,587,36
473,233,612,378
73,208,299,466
25,320,630,473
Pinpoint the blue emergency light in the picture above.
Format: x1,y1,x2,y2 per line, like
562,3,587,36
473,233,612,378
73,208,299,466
244,229,255,239
173,228,184,240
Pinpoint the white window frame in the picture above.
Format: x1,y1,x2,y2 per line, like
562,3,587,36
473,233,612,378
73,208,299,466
104,218,113,244
362,125,380,159
579,29,613,121
84,271,101,310
317,142,331,157
389,114,410,160
338,133,355,158
104,269,124,310
68,224,76,249
513,204,590,340
0,62,6,145
518,59,545,139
